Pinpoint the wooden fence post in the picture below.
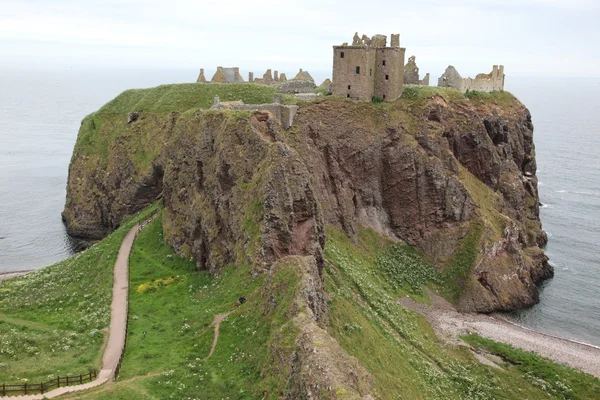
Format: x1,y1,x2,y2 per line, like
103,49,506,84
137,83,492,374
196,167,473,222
57,375,60,388
2,383,5,396
24,382,27,395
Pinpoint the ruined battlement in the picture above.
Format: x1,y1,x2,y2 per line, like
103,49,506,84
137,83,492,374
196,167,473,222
438,65,505,93
332,32,406,102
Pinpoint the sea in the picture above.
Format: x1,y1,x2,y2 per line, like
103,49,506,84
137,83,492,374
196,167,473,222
0,69,598,347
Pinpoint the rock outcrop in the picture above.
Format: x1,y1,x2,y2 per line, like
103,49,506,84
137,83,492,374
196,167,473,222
63,88,551,313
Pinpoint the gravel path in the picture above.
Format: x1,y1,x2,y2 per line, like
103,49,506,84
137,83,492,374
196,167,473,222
1,220,149,399
398,291,600,378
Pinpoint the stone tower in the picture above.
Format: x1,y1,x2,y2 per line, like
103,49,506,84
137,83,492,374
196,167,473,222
332,32,406,101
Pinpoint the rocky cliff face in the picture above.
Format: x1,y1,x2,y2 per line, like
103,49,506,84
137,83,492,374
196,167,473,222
63,89,552,313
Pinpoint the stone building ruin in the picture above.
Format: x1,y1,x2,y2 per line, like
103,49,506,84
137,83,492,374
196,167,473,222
197,67,314,87
438,65,505,93
293,69,314,81
404,56,429,86
250,68,290,85
204,66,245,83
210,96,298,129
332,32,406,102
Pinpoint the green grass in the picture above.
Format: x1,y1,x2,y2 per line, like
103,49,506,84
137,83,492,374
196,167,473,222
325,226,598,400
67,212,301,399
376,243,440,295
0,204,157,384
98,83,278,116
436,220,484,302
401,85,466,102
6,217,599,399
464,335,600,400
465,90,516,108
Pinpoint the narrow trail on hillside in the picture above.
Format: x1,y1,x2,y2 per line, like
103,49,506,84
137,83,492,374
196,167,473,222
0,217,153,400
205,312,232,359
398,290,600,379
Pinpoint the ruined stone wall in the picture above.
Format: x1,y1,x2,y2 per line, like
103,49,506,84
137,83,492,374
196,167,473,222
461,65,505,92
404,56,420,85
277,80,316,94
438,65,504,93
374,47,405,101
211,98,299,129
332,46,377,101
404,56,429,86
438,66,463,89
229,104,298,129
196,68,207,83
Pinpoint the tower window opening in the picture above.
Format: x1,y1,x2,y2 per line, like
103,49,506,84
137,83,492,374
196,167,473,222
370,69,372,76
347,94,350,98
341,52,345,58
383,95,386,100
356,66,360,74
385,75,389,80
382,60,386,66
348,85,351,90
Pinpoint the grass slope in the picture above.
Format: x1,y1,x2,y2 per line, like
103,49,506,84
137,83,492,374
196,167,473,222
0,205,157,384
324,226,600,400
67,213,300,400
7,216,599,399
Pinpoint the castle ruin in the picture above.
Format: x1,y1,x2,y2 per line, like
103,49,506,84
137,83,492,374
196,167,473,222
404,56,429,86
200,66,245,83
438,65,505,93
332,32,406,101
197,67,311,87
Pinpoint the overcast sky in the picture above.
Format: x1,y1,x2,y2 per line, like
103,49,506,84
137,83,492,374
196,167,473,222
1,0,599,80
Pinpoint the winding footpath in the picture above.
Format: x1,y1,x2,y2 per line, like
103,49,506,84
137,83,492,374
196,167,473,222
1,221,148,399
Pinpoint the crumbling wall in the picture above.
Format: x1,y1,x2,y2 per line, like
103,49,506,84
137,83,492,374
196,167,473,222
438,65,463,89
462,65,505,92
196,68,207,83
404,56,420,84
438,65,504,93
211,97,299,129
404,56,429,86
277,80,316,94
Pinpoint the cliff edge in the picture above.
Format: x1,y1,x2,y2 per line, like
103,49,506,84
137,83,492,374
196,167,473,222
62,84,552,313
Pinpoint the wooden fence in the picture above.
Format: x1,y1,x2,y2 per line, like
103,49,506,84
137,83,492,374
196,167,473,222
1,371,96,396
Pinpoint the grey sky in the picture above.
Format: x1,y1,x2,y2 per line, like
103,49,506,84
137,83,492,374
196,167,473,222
1,0,598,80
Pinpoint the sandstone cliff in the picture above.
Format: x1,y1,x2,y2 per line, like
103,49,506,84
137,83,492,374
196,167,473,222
63,84,552,314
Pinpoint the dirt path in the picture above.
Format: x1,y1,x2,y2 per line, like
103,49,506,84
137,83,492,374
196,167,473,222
206,312,232,359
398,291,600,378
0,221,149,400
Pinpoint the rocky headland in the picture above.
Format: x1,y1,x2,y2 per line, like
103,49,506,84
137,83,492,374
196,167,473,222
63,85,552,314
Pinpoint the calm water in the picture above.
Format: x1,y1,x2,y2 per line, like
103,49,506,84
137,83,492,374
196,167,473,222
0,70,598,346
505,77,600,347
